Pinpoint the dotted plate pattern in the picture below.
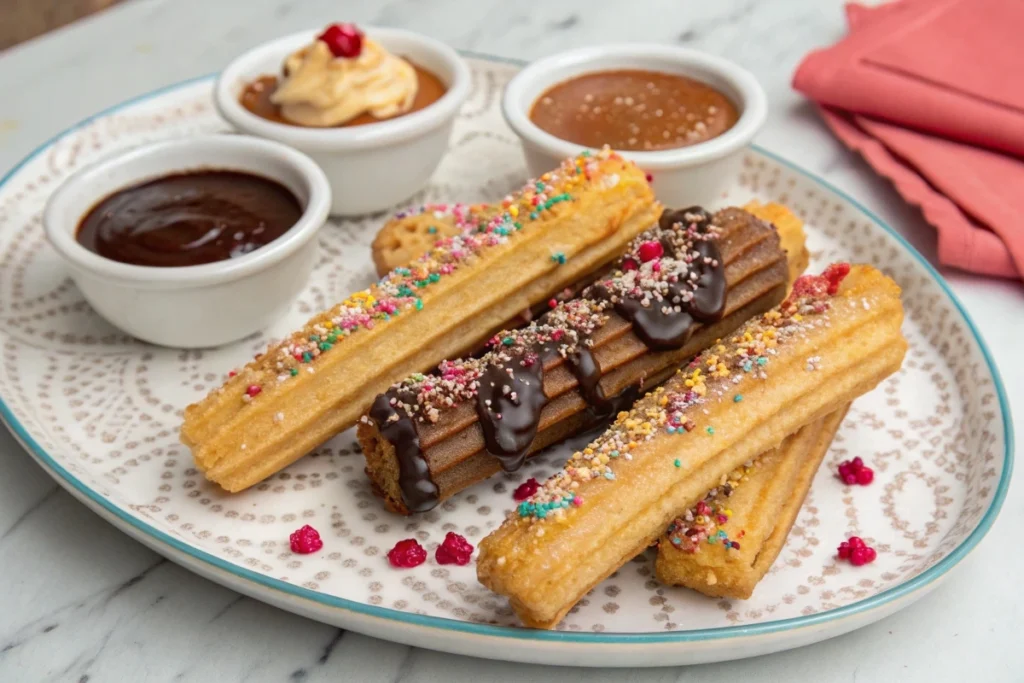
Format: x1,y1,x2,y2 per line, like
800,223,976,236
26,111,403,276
0,60,1005,635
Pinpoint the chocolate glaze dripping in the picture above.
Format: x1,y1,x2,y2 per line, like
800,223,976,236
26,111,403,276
475,351,550,472
604,207,726,350
369,393,439,513
566,345,613,418
371,206,729,509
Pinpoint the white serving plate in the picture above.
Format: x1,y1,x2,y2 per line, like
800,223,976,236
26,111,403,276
0,56,1011,667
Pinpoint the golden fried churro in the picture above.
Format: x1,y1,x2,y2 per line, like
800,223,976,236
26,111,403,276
476,264,906,628
655,405,849,598
358,205,808,514
182,149,659,492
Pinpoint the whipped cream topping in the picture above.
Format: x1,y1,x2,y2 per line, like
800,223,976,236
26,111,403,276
271,38,419,127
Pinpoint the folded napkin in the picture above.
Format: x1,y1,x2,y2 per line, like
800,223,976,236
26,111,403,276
793,0,1024,280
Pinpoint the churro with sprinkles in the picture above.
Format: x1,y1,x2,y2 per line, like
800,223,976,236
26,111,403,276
358,204,805,514
183,148,660,492
477,264,906,629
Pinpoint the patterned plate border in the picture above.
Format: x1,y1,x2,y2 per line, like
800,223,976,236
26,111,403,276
0,57,1013,650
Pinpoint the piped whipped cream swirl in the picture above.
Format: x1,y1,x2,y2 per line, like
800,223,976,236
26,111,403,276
271,38,418,127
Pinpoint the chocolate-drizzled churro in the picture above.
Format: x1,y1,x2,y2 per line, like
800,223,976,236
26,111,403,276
358,204,808,514
476,264,906,629
182,149,660,492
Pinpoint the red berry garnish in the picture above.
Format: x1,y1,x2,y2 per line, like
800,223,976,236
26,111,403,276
289,525,323,554
837,536,876,566
790,274,828,299
637,241,664,263
435,532,474,566
838,457,874,486
790,263,851,301
317,23,364,58
620,257,639,272
512,478,540,501
387,538,427,568
823,262,851,295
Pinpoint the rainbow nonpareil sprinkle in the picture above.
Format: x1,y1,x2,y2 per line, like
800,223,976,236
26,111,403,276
235,148,628,401
516,264,852,520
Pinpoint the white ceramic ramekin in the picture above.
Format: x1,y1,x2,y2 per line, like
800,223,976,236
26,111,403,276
44,134,331,349
214,27,471,216
502,44,767,207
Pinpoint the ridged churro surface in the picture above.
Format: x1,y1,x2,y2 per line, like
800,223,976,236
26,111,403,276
182,149,659,492
477,264,907,629
358,204,808,513
655,405,849,598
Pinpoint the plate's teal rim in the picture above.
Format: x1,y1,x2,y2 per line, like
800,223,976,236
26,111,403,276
0,56,1013,646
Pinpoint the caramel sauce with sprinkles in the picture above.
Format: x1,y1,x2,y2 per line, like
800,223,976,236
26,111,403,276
530,69,739,151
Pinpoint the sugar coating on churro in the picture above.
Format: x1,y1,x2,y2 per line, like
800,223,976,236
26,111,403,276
515,263,853,521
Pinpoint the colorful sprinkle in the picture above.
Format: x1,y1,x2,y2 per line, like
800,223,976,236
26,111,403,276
229,149,629,405
514,264,851,521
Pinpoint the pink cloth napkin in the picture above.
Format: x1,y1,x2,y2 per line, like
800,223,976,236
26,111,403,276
793,0,1024,280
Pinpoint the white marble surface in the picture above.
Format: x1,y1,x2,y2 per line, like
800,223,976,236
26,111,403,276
0,0,1020,680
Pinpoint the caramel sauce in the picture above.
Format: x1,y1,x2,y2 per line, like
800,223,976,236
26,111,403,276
240,63,446,127
529,69,739,151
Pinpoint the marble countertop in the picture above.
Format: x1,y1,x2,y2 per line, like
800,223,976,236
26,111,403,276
1,0,1020,680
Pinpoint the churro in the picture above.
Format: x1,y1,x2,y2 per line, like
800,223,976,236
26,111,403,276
358,204,808,513
182,149,659,492
476,264,907,628
655,406,849,598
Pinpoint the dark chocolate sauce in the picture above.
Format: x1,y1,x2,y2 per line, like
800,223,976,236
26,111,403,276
474,352,549,472
369,393,439,513
370,206,728,512
602,208,726,350
566,346,611,415
76,170,302,268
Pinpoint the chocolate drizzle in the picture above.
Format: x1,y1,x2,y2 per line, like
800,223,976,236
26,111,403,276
368,205,729,512
369,393,439,513
566,346,612,416
603,208,726,350
475,354,549,472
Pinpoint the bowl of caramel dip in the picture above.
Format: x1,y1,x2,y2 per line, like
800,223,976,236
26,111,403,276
503,45,767,207
216,25,470,216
